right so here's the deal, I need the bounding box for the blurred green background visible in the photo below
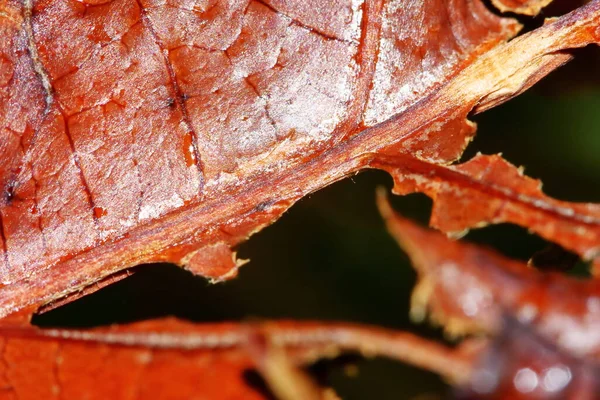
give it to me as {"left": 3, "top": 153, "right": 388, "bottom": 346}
{"left": 34, "top": 5, "right": 600, "bottom": 399}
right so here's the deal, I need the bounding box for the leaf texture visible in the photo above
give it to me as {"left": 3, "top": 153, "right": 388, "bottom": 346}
{"left": 0, "top": 318, "right": 477, "bottom": 399}
{"left": 1, "top": 0, "right": 600, "bottom": 398}
{"left": 373, "top": 153, "right": 600, "bottom": 269}
{"left": 0, "top": 0, "right": 599, "bottom": 317}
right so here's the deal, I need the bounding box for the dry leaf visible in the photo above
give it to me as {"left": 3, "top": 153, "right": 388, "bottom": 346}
{"left": 379, "top": 192, "right": 600, "bottom": 360}
{"left": 1, "top": 0, "right": 599, "bottom": 316}
{"left": 1, "top": 0, "right": 600, "bottom": 398}
{"left": 379, "top": 195, "right": 600, "bottom": 398}
{"left": 372, "top": 153, "right": 600, "bottom": 269}
{"left": 0, "top": 318, "right": 476, "bottom": 399}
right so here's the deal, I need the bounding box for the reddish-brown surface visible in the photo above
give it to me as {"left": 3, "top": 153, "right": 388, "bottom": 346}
{"left": 2, "top": 0, "right": 600, "bottom": 398}
{"left": 0, "top": 319, "right": 265, "bottom": 400}
{"left": 380, "top": 197, "right": 600, "bottom": 399}
{"left": 0, "top": 318, "right": 478, "bottom": 399}
{"left": 373, "top": 154, "right": 600, "bottom": 269}
{"left": 379, "top": 194, "right": 600, "bottom": 355}
{"left": 2, "top": 0, "right": 599, "bottom": 317}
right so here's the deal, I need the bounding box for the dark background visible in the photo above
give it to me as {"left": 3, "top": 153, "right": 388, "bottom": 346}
{"left": 34, "top": 3, "right": 600, "bottom": 399}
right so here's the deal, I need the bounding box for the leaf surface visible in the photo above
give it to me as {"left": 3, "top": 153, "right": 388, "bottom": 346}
{"left": 373, "top": 153, "right": 600, "bottom": 268}
{"left": 1, "top": 0, "right": 599, "bottom": 316}
{"left": 1, "top": 0, "right": 600, "bottom": 398}
{"left": 379, "top": 197, "right": 600, "bottom": 398}
{"left": 0, "top": 318, "right": 476, "bottom": 399}
{"left": 379, "top": 193, "right": 600, "bottom": 360}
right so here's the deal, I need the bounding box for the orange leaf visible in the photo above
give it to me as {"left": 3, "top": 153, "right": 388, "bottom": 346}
{"left": 0, "top": 0, "right": 599, "bottom": 317}
{"left": 0, "top": 318, "right": 477, "bottom": 399}
{"left": 378, "top": 192, "right": 600, "bottom": 360}
{"left": 373, "top": 153, "right": 600, "bottom": 269}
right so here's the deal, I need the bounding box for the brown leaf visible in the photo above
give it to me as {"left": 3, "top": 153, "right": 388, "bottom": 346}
{"left": 0, "top": 318, "right": 478, "bottom": 399}
{"left": 372, "top": 153, "right": 600, "bottom": 268}
{"left": 1, "top": 0, "right": 599, "bottom": 317}
{"left": 0, "top": 319, "right": 263, "bottom": 400}
{"left": 378, "top": 192, "right": 600, "bottom": 361}
{"left": 378, "top": 197, "right": 600, "bottom": 397}
{"left": 2, "top": 1, "right": 600, "bottom": 397}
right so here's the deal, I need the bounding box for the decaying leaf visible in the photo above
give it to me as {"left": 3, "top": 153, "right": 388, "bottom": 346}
{"left": 0, "top": 0, "right": 599, "bottom": 317}
{"left": 379, "top": 195, "right": 600, "bottom": 399}
{"left": 372, "top": 153, "right": 600, "bottom": 269}
{"left": 0, "top": 318, "right": 478, "bottom": 399}
{"left": 1, "top": 0, "right": 600, "bottom": 398}
{"left": 379, "top": 191, "right": 600, "bottom": 357}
